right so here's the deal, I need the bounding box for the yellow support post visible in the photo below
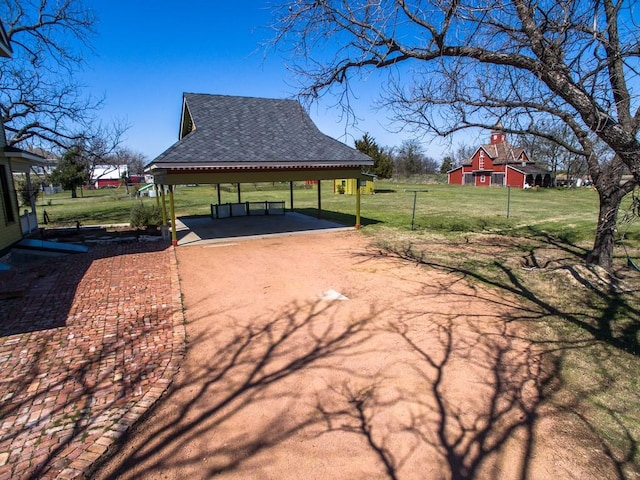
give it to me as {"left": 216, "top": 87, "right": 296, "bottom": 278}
{"left": 169, "top": 185, "right": 178, "bottom": 246}
{"left": 154, "top": 184, "right": 160, "bottom": 208}
{"left": 355, "top": 180, "right": 362, "bottom": 229}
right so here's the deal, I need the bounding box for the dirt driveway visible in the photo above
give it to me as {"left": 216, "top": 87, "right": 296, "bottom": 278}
{"left": 94, "top": 231, "right": 618, "bottom": 479}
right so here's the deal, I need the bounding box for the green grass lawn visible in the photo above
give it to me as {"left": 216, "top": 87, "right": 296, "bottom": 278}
{"left": 35, "top": 179, "right": 640, "bottom": 474}
{"left": 38, "top": 180, "right": 638, "bottom": 246}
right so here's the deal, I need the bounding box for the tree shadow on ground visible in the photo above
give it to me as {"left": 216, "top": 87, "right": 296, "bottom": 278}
{"left": 0, "top": 241, "right": 179, "bottom": 479}
{"left": 92, "top": 245, "right": 629, "bottom": 480}
{"left": 314, "top": 316, "right": 559, "bottom": 480}
{"left": 375, "top": 233, "right": 639, "bottom": 357}
{"left": 0, "top": 241, "right": 169, "bottom": 337}
{"left": 369, "top": 237, "right": 639, "bottom": 478}
{"left": 94, "top": 299, "right": 376, "bottom": 478}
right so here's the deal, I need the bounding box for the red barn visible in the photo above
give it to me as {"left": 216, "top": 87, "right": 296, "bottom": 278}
{"left": 448, "top": 125, "right": 552, "bottom": 188}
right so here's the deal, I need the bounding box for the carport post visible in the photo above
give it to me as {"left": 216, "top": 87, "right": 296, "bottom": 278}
{"left": 317, "top": 180, "right": 322, "bottom": 218}
{"left": 169, "top": 185, "right": 178, "bottom": 246}
{"left": 154, "top": 185, "right": 160, "bottom": 208}
{"left": 237, "top": 183, "right": 241, "bottom": 203}
{"left": 355, "top": 181, "right": 361, "bottom": 229}
{"left": 216, "top": 184, "right": 221, "bottom": 205}
{"left": 160, "top": 185, "right": 168, "bottom": 226}
{"left": 289, "top": 181, "right": 294, "bottom": 211}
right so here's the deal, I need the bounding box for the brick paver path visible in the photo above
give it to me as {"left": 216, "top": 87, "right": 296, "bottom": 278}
{"left": 0, "top": 242, "right": 185, "bottom": 479}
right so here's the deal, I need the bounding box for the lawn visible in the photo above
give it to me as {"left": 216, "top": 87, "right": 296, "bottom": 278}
{"left": 35, "top": 180, "right": 640, "bottom": 475}
{"left": 38, "top": 181, "right": 639, "bottom": 252}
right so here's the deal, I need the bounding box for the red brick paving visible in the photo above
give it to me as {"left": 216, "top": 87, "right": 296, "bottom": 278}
{"left": 0, "top": 242, "right": 185, "bottom": 479}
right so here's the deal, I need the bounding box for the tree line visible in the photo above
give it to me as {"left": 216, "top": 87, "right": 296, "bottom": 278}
{"left": 354, "top": 132, "right": 592, "bottom": 182}
{"left": 355, "top": 133, "right": 448, "bottom": 179}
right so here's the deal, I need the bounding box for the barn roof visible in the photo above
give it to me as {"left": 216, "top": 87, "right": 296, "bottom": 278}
{"left": 462, "top": 142, "right": 529, "bottom": 166}
{"left": 507, "top": 163, "right": 549, "bottom": 175}
{"left": 481, "top": 142, "right": 528, "bottom": 164}
{"left": 147, "top": 93, "right": 373, "bottom": 170}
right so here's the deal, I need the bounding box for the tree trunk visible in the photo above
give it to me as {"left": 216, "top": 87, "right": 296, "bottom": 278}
{"left": 71, "top": 187, "right": 77, "bottom": 199}
{"left": 586, "top": 188, "right": 625, "bottom": 271}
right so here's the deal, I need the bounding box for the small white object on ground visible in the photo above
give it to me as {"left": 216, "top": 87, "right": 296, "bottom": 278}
{"left": 320, "top": 289, "right": 349, "bottom": 301}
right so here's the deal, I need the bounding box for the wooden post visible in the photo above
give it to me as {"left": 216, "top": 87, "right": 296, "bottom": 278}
{"left": 217, "top": 184, "right": 221, "bottom": 205}
{"left": 160, "top": 185, "right": 168, "bottom": 226}
{"left": 237, "top": 183, "right": 241, "bottom": 204}
{"left": 25, "top": 172, "right": 35, "bottom": 213}
{"left": 355, "top": 180, "right": 362, "bottom": 229}
{"left": 410, "top": 190, "right": 418, "bottom": 231}
{"left": 169, "top": 185, "right": 178, "bottom": 246}
{"left": 317, "top": 180, "right": 322, "bottom": 219}
{"left": 289, "top": 181, "right": 294, "bottom": 211}
{"left": 154, "top": 184, "right": 160, "bottom": 208}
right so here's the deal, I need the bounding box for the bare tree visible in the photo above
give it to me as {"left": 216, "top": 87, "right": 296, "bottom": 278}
{"left": 273, "top": 0, "right": 640, "bottom": 271}
{"left": 80, "top": 122, "right": 128, "bottom": 185}
{"left": 520, "top": 126, "right": 588, "bottom": 184}
{"left": 111, "top": 147, "right": 148, "bottom": 176}
{"left": 394, "top": 139, "right": 427, "bottom": 176}
{"left": 450, "top": 144, "right": 475, "bottom": 170}
{"left": 0, "top": 0, "right": 102, "bottom": 150}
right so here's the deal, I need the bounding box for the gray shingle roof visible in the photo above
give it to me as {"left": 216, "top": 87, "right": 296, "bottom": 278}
{"left": 149, "top": 93, "right": 373, "bottom": 168}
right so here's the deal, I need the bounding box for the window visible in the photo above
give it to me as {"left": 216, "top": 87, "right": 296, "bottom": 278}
{"left": 479, "top": 151, "right": 485, "bottom": 169}
{"left": 491, "top": 173, "right": 505, "bottom": 185}
{"left": 0, "top": 165, "right": 15, "bottom": 224}
{"left": 480, "top": 175, "right": 486, "bottom": 183}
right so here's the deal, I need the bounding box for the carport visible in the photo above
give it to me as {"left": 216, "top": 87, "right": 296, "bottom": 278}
{"left": 145, "top": 93, "right": 373, "bottom": 245}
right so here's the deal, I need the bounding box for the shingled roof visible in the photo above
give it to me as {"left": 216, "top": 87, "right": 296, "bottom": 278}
{"left": 462, "top": 142, "right": 530, "bottom": 167}
{"left": 148, "top": 93, "right": 373, "bottom": 169}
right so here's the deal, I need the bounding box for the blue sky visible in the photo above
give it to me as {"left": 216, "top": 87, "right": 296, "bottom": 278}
{"left": 78, "top": 1, "right": 457, "bottom": 161}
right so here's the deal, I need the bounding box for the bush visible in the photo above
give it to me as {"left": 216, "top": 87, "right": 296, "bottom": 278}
{"left": 14, "top": 177, "right": 39, "bottom": 207}
{"left": 130, "top": 202, "right": 162, "bottom": 228}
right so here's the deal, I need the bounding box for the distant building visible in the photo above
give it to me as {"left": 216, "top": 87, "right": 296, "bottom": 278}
{"left": 334, "top": 173, "right": 376, "bottom": 195}
{"left": 91, "top": 164, "right": 126, "bottom": 188}
{"left": 91, "top": 164, "right": 146, "bottom": 189}
{"left": 448, "top": 125, "right": 552, "bottom": 188}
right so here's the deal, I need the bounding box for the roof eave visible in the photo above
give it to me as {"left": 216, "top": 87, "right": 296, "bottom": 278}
{"left": 148, "top": 161, "right": 373, "bottom": 170}
{"left": 4, "top": 147, "right": 47, "bottom": 165}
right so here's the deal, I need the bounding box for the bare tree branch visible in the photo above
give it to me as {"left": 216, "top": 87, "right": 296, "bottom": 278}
{"left": 272, "top": 0, "right": 640, "bottom": 270}
{"left": 0, "top": 0, "right": 101, "bottom": 151}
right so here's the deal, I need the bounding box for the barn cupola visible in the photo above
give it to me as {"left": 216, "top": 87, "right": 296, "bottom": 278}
{"left": 490, "top": 122, "right": 506, "bottom": 145}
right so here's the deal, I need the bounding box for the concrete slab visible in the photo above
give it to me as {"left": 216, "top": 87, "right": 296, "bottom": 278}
{"left": 176, "top": 212, "right": 353, "bottom": 246}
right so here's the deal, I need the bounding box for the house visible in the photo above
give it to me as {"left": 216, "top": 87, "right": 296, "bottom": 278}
{"left": 448, "top": 125, "right": 552, "bottom": 188}
{"left": 145, "top": 93, "right": 373, "bottom": 244}
{"left": 19, "top": 148, "right": 61, "bottom": 194}
{"left": 0, "top": 20, "right": 45, "bottom": 254}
